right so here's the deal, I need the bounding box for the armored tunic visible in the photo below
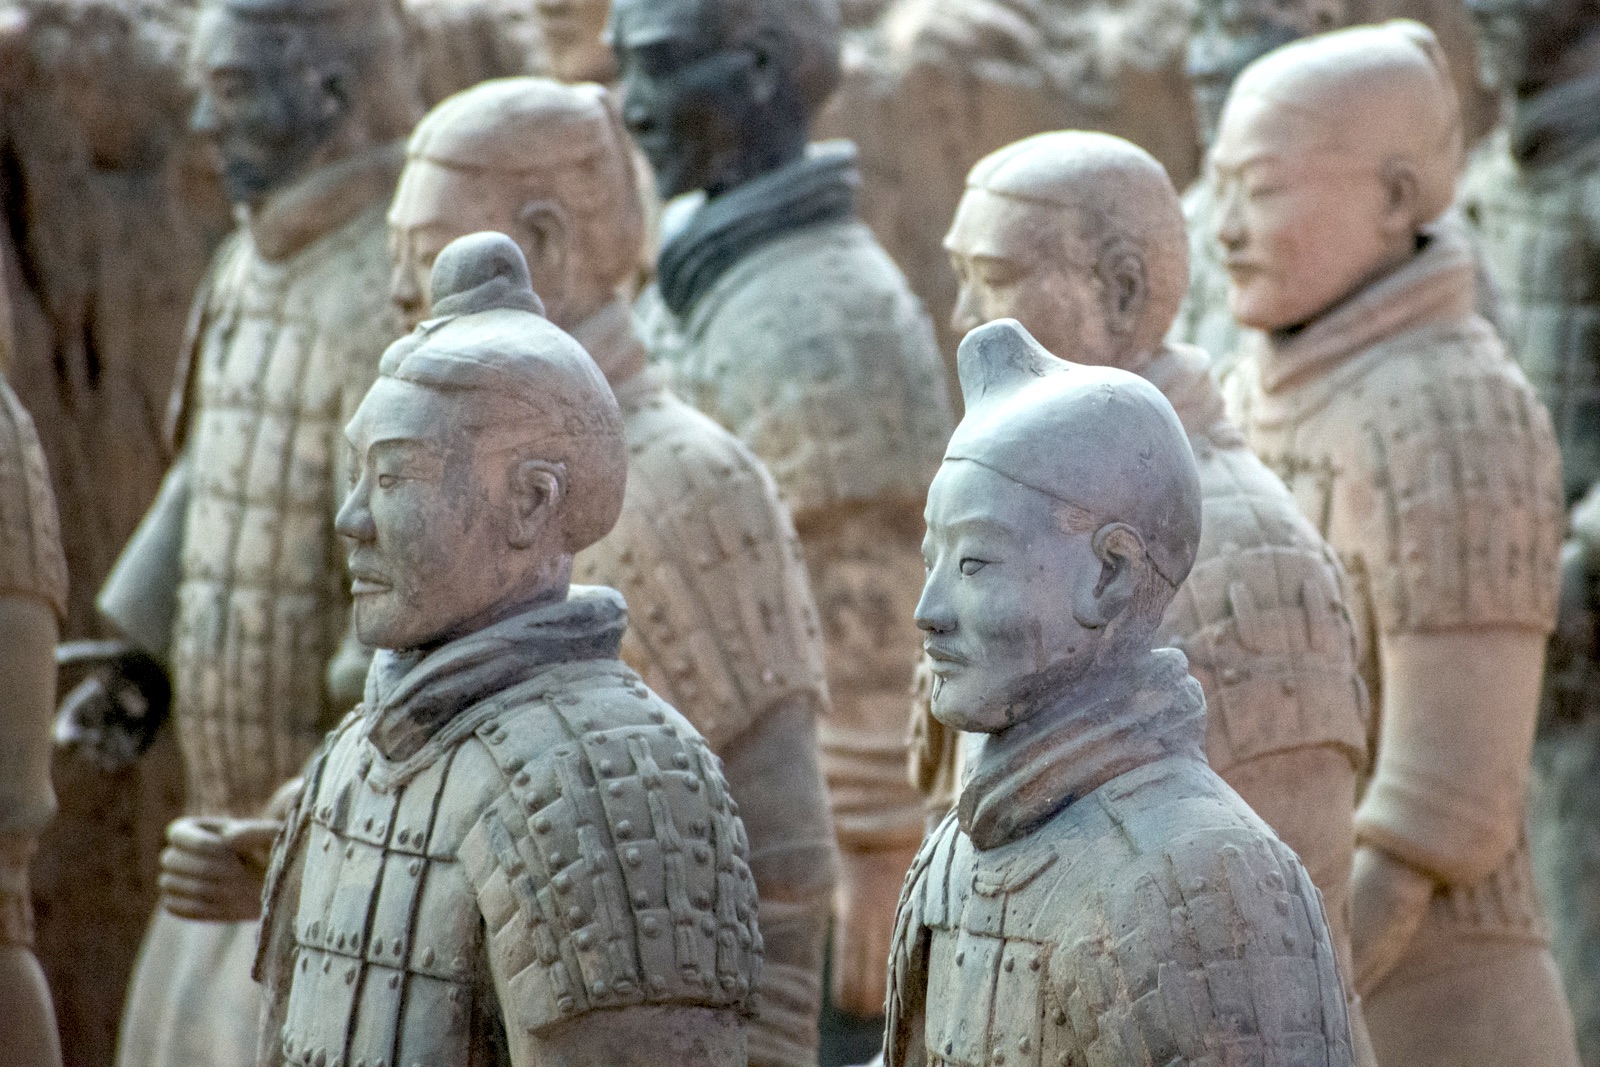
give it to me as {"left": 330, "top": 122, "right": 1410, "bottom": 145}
{"left": 112, "top": 142, "right": 406, "bottom": 1067}
{"left": 1460, "top": 86, "right": 1600, "bottom": 504}
{"left": 255, "top": 589, "right": 762, "bottom": 1067}
{"left": 642, "top": 142, "right": 955, "bottom": 857}
{"left": 1223, "top": 225, "right": 1574, "bottom": 1061}
{"left": 570, "top": 304, "right": 836, "bottom": 1067}
{"left": 886, "top": 650, "right": 1355, "bottom": 1067}
{"left": 0, "top": 373, "right": 68, "bottom": 951}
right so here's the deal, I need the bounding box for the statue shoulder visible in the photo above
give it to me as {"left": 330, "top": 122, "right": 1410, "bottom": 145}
{"left": 458, "top": 667, "right": 763, "bottom": 1035}
{"left": 1343, "top": 335, "right": 1563, "bottom": 636}
{"left": 0, "top": 378, "right": 66, "bottom": 617}
{"left": 576, "top": 390, "right": 827, "bottom": 750}
{"left": 1168, "top": 444, "right": 1368, "bottom": 771}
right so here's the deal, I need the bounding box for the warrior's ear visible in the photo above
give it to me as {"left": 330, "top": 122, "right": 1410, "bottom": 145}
{"left": 507, "top": 459, "right": 567, "bottom": 550}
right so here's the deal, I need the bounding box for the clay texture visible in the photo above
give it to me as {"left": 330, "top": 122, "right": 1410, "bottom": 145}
{"left": 1216, "top": 23, "right": 1578, "bottom": 1065}
{"left": 255, "top": 231, "right": 761, "bottom": 1067}
{"left": 101, "top": 1, "right": 417, "bottom": 1063}
{"left": 387, "top": 77, "right": 837, "bottom": 1067}
{"left": 886, "top": 319, "right": 1354, "bottom": 1067}
{"left": 611, "top": 0, "right": 956, "bottom": 1017}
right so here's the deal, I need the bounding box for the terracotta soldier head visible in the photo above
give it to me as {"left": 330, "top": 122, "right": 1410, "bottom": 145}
{"left": 945, "top": 130, "right": 1189, "bottom": 374}
{"left": 1186, "top": 0, "right": 1347, "bottom": 149}
{"left": 916, "top": 319, "right": 1201, "bottom": 735}
{"left": 535, "top": 0, "right": 617, "bottom": 83}
{"left": 388, "top": 78, "right": 644, "bottom": 344}
{"left": 187, "top": 0, "right": 416, "bottom": 205}
{"left": 1465, "top": 0, "right": 1598, "bottom": 97}
{"left": 606, "top": 0, "right": 843, "bottom": 198}
{"left": 1210, "top": 20, "right": 1462, "bottom": 333}
{"left": 337, "top": 231, "right": 627, "bottom": 652}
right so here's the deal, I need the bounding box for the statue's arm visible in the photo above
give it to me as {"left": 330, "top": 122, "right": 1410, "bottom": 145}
{"left": 1352, "top": 627, "right": 1546, "bottom": 992}
{"left": 0, "top": 594, "right": 62, "bottom": 1067}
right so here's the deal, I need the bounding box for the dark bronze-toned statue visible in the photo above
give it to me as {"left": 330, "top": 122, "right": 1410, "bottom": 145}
{"left": 254, "top": 231, "right": 763, "bottom": 1067}
{"left": 610, "top": 0, "right": 956, "bottom": 1018}
{"left": 886, "top": 319, "right": 1355, "bottom": 1066}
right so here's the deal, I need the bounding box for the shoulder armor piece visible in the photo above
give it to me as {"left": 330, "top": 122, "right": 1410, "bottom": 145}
{"left": 1165, "top": 444, "right": 1369, "bottom": 771}
{"left": 574, "top": 387, "right": 828, "bottom": 749}
{"left": 664, "top": 222, "right": 955, "bottom": 519}
{"left": 1051, "top": 829, "right": 1352, "bottom": 1065}
{"left": 460, "top": 674, "right": 763, "bottom": 1036}
{"left": 1353, "top": 345, "right": 1563, "bottom": 635}
{"left": 0, "top": 379, "right": 66, "bottom": 617}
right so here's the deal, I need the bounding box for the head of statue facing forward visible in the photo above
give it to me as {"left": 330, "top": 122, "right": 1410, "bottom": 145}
{"left": 337, "top": 231, "right": 627, "bottom": 653}
{"left": 388, "top": 77, "right": 645, "bottom": 335}
{"left": 187, "top": 0, "right": 416, "bottom": 206}
{"left": 945, "top": 131, "right": 1189, "bottom": 375}
{"left": 1209, "top": 20, "right": 1462, "bottom": 334}
{"left": 916, "top": 319, "right": 1202, "bottom": 736}
{"left": 606, "top": 0, "right": 842, "bottom": 199}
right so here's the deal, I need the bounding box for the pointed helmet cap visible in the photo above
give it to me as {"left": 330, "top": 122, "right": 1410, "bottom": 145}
{"left": 944, "top": 319, "right": 1202, "bottom": 586}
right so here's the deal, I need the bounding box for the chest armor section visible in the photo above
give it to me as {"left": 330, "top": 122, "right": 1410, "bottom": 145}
{"left": 171, "top": 220, "right": 388, "bottom": 815}
{"left": 459, "top": 676, "right": 762, "bottom": 1038}
{"left": 662, "top": 223, "right": 954, "bottom": 521}
{"left": 280, "top": 726, "right": 500, "bottom": 1067}
{"left": 909, "top": 779, "right": 1352, "bottom": 1067}
{"left": 1464, "top": 148, "right": 1600, "bottom": 496}
{"left": 1166, "top": 444, "right": 1369, "bottom": 773}
{"left": 573, "top": 389, "right": 827, "bottom": 750}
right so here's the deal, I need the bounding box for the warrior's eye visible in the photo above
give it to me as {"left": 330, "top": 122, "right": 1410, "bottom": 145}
{"left": 959, "top": 558, "right": 989, "bottom": 577}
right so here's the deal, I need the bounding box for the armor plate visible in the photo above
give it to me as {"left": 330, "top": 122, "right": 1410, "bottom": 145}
{"left": 0, "top": 377, "right": 67, "bottom": 618}
{"left": 263, "top": 659, "right": 760, "bottom": 1067}
{"left": 170, "top": 171, "right": 400, "bottom": 818}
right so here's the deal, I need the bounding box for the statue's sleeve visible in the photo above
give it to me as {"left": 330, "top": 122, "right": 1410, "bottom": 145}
{"left": 1348, "top": 350, "right": 1563, "bottom": 885}
{"left": 0, "top": 380, "right": 66, "bottom": 621}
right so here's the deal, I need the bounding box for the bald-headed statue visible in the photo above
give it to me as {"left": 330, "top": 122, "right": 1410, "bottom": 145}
{"left": 1217, "top": 23, "right": 1578, "bottom": 1066}
{"left": 387, "top": 76, "right": 837, "bottom": 1067}
{"left": 926, "top": 128, "right": 1376, "bottom": 1063}
{"left": 64, "top": 0, "right": 422, "bottom": 1062}
{"left": 253, "top": 231, "right": 762, "bottom": 1067}
{"left": 1459, "top": 0, "right": 1600, "bottom": 1051}
{"left": 1173, "top": 0, "right": 1495, "bottom": 367}
{"left": 885, "top": 319, "right": 1354, "bottom": 1067}
{"left": 609, "top": 0, "right": 955, "bottom": 1016}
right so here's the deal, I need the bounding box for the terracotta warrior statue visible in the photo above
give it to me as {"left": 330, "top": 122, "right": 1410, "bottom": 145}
{"left": 1459, "top": 0, "right": 1600, "bottom": 1052}
{"left": 885, "top": 318, "right": 1355, "bottom": 1066}
{"left": 609, "top": 0, "right": 956, "bottom": 1017}
{"left": 923, "top": 127, "right": 1376, "bottom": 1061}
{"left": 0, "top": 282, "right": 68, "bottom": 1067}
{"left": 1215, "top": 23, "right": 1579, "bottom": 1065}
{"left": 252, "top": 230, "right": 762, "bottom": 1067}
{"left": 1172, "top": 0, "right": 1496, "bottom": 369}
{"left": 50, "top": 0, "right": 419, "bottom": 1062}
{"left": 386, "top": 76, "right": 836, "bottom": 1067}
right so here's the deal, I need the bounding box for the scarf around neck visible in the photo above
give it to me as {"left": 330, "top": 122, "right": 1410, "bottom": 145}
{"left": 957, "top": 648, "right": 1207, "bottom": 851}
{"left": 656, "top": 141, "right": 860, "bottom": 320}
{"left": 364, "top": 586, "right": 627, "bottom": 761}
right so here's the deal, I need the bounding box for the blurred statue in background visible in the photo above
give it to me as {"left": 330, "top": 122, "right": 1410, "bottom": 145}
{"left": 1218, "top": 23, "right": 1578, "bottom": 1066}
{"left": 1460, "top": 0, "right": 1600, "bottom": 1054}
{"left": 611, "top": 0, "right": 955, "bottom": 1021}
{"left": 1171, "top": 0, "right": 1496, "bottom": 368}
